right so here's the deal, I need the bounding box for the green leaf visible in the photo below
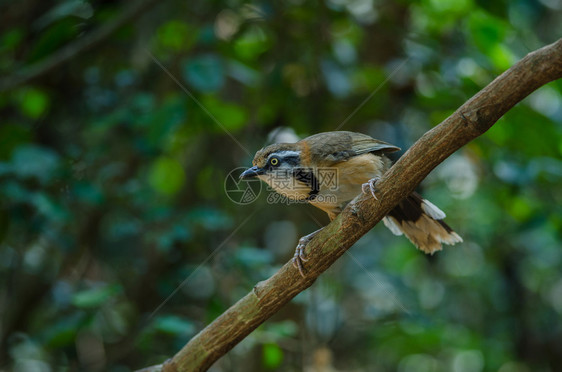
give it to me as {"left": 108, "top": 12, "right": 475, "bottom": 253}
{"left": 153, "top": 315, "right": 195, "bottom": 336}
{"left": 0, "top": 28, "right": 24, "bottom": 52}
{"left": 182, "top": 54, "right": 225, "bottom": 93}
{"left": 17, "top": 88, "right": 50, "bottom": 119}
{"left": 30, "top": 193, "right": 68, "bottom": 221}
{"left": 427, "top": 0, "right": 472, "bottom": 14}
{"left": 157, "top": 20, "right": 197, "bottom": 52}
{"left": 11, "top": 145, "right": 59, "bottom": 183}
{"left": 468, "top": 10, "right": 509, "bottom": 54}
{"left": 72, "top": 285, "right": 121, "bottom": 309}
{"left": 148, "top": 157, "right": 186, "bottom": 196}
{"left": 27, "top": 18, "right": 79, "bottom": 62}
{"left": 233, "top": 25, "right": 271, "bottom": 61}
{"left": 489, "top": 43, "right": 514, "bottom": 70}
{"left": 235, "top": 247, "right": 273, "bottom": 267}
{"left": 41, "top": 313, "right": 85, "bottom": 348}
{"left": 262, "top": 343, "right": 284, "bottom": 369}
{"left": 73, "top": 182, "right": 104, "bottom": 205}
{"left": 509, "top": 196, "right": 534, "bottom": 222}
{"left": 321, "top": 59, "right": 351, "bottom": 97}
{"left": 37, "top": 1, "right": 94, "bottom": 27}
{"left": 187, "top": 207, "right": 232, "bottom": 230}
{"left": 158, "top": 224, "right": 192, "bottom": 251}
{"left": 143, "top": 96, "right": 187, "bottom": 148}
{"left": 199, "top": 96, "right": 248, "bottom": 131}
{"left": 266, "top": 321, "right": 298, "bottom": 338}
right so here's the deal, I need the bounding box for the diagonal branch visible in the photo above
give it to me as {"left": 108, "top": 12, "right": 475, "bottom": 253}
{"left": 0, "top": 0, "right": 159, "bottom": 92}
{"left": 140, "top": 38, "right": 562, "bottom": 372}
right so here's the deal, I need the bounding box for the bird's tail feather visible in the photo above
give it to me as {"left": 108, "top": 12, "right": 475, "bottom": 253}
{"left": 383, "top": 192, "right": 462, "bottom": 254}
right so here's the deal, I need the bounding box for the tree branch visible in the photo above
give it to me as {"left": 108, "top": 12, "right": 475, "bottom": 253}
{"left": 140, "top": 39, "right": 562, "bottom": 372}
{"left": 0, "top": 0, "right": 159, "bottom": 92}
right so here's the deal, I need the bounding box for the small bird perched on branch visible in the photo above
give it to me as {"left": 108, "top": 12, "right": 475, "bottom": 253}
{"left": 241, "top": 131, "right": 462, "bottom": 276}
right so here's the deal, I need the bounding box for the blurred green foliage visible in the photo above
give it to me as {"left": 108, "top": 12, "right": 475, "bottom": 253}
{"left": 1, "top": 0, "right": 561, "bottom": 371}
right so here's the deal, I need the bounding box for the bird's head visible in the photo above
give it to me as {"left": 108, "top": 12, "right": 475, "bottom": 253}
{"left": 240, "top": 143, "right": 301, "bottom": 180}
{"left": 240, "top": 143, "right": 312, "bottom": 200}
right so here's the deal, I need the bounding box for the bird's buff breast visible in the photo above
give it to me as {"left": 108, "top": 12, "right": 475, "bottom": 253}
{"left": 310, "top": 154, "right": 385, "bottom": 214}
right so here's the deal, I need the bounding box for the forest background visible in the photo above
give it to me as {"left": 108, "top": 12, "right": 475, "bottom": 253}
{"left": 1, "top": 0, "right": 562, "bottom": 371}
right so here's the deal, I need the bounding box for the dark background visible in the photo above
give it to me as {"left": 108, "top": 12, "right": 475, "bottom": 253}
{"left": 1, "top": 0, "right": 562, "bottom": 371}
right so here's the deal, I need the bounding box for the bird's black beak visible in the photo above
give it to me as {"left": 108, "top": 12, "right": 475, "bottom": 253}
{"left": 240, "top": 166, "right": 264, "bottom": 179}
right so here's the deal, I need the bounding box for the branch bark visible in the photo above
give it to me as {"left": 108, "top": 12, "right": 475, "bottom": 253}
{"left": 0, "top": 0, "right": 159, "bottom": 92}
{"left": 141, "top": 39, "right": 562, "bottom": 372}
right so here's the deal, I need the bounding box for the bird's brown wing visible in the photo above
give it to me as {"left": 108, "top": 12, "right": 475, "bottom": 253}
{"left": 302, "top": 131, "right": 400, "bottom": 166}
{"left": 347, "top": 131, "right": 400, "bottom": 155}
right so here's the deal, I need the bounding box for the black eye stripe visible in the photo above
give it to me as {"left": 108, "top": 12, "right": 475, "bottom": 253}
{"left": 282, "top": 155, "right": 299, "bottom": 166}
{"left": 267, "top": 154, "right": 300, "bottom": 167}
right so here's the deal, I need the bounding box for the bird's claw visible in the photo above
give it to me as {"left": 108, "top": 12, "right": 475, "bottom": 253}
{"left": 291, "top": 228, "right": 323, "bottom": 277}
{"left": 362, "top": 177, "right": 381, "bottom": 200}
{"left": 292, "top": 236, "right": 313, "bottom": 277}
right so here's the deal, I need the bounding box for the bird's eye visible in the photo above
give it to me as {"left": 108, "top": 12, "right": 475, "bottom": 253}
{"left": 270, "top": 157, "right": 279, "bottom": 166}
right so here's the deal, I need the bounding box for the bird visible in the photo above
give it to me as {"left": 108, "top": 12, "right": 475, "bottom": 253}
{"left": 240, "top": 131, "right": 462, "bottom": 276}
